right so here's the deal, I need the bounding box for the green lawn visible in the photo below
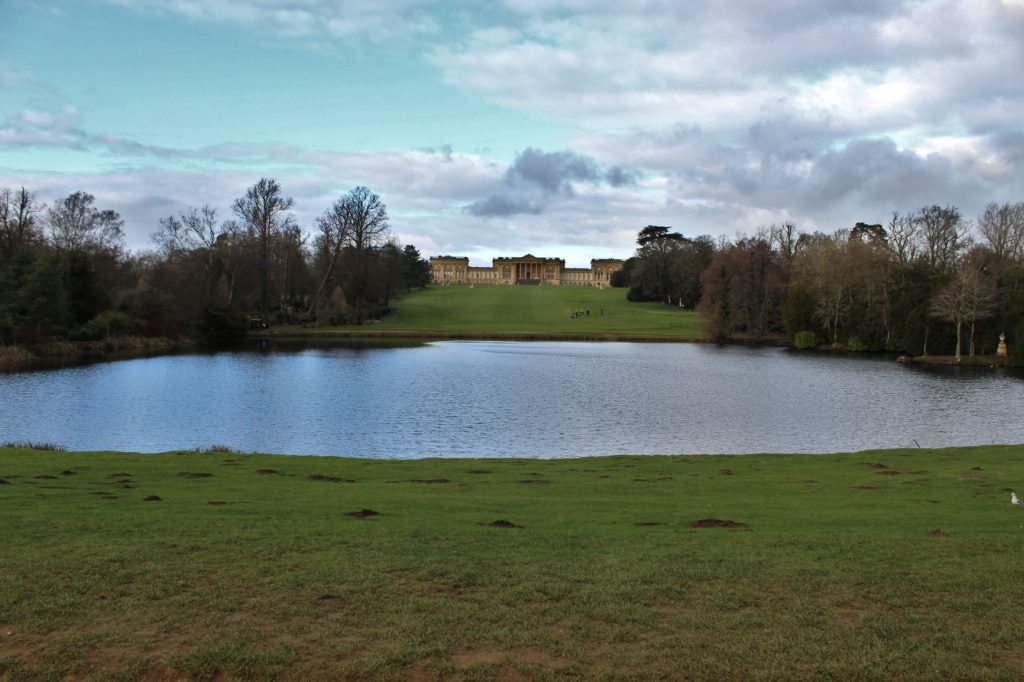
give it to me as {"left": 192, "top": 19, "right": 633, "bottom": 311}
{"left": 267, "top": 286, "right": 707, "bottom": 340}
{"left": 2, "top": 445, "right": 1024, "bottom": 679}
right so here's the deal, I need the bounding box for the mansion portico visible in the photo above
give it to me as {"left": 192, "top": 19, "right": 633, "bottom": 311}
{"left": 430, "top": 254, "right": 624, "bottom": 287}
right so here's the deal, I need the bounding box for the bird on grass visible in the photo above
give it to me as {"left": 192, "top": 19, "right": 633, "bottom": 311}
{"left": 1012, "top": 492, "right": 1023, "bottom": 507}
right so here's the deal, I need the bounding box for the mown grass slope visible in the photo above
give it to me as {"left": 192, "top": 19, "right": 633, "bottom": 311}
{"left": 2, "top": 445, "right": 1023, "bottom": 679}
{"left": 269, "top": 285, "right": 706, "bottom": 340}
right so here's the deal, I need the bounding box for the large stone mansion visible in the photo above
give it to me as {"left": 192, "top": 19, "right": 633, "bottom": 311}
{"left": 430, "top": 255, "right": 624, "bottom": 287}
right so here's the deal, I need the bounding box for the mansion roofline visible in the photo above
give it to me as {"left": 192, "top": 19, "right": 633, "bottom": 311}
{"left": 429, "top": 254, "right": 624, "bottom": 287}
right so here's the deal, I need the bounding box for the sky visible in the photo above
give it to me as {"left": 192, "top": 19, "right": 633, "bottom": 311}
{"left": 2, "top": 0, "right": 1023, "bottom": 267}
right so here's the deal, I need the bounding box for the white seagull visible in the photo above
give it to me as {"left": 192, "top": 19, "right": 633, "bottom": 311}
{"left": 1012, "top": 492, "right": 1023, "bottom": 507}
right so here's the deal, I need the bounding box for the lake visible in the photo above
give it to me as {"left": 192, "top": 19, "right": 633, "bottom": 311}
{"left": 2, "top": 341, "right": 1022, "bottom": 457}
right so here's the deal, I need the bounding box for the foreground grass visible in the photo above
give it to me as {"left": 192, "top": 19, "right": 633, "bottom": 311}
{"left": 2, "top": 445, "right": 1024, "bottom": 680}
{"left": 266, "top": 286, "right": 707, "bottom": 340}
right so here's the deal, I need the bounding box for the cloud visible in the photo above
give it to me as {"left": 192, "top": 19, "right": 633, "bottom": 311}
{"left": 466, "top": 194, "right": 543, "bottom": 217}
{"left": 99, "top": 0, "right": 442, "bottom": 42}
{"left": 432, "top": 0, "right": 1024, "bottom": 144}
{"left": 466, "top": 147, "right": 638, "bottom": 216}
{"left": 0, "top": 106, "right": 83, "bottom": 148}
{"left": 507, "top": 148, "right": 599, "bottom": 193}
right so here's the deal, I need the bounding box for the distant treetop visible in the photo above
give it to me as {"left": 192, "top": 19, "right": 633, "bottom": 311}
{"left": 637, "top": 225, "right": 685, "bottom": 246}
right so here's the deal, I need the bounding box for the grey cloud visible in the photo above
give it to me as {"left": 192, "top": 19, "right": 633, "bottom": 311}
{"left": 465, "top": 147, "right": 639, "bottom": 216}
{"left": 606, "top": 165, "right": 637, "bottom": 187}
{"left": 747, "top": 114, "right": 840, "bottom": 162}
{"left": 466, "top": 193, "right": 543, "bottom": 217}
{"left": 507, "top": 147, "right": 600, "bottom": 193}
{"left": 582, "top": 113, "right": 1024, "bottom": 239}
{"left": 796, "top": 138, "right": 1024, "bottom": 227}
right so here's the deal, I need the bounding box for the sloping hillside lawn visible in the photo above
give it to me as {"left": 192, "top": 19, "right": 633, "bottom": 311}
{"left": 2, "top": 445, "right": 1023, "bottom": 679}
{"left": 267, "top": 286, "right": 706, "bottom": 340}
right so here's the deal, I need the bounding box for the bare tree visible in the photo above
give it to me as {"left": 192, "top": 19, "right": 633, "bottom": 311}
{"left": 344, "top": 186, "right": 390, "bottom": 252}
{"left": 0, "top": 186, "right": 44, "bottom": 257}
{"left": 182, "top": 206, "right": 221, "bottom": 309}
{"left": 977, "top": 202, "right": 1024, "bottom": 276}
{"left": 181, "top": 205, "right": 219, "bottom": 252}
{"left": 308, "top": 196, "right": 354, "bottom": 321}
{"left": 232, "top": 178, "right": 294, "bottom": 315}
{"left": 215, "top": 219, "right": 247, "bottom": 308}
{"left": 930, "top": 266, "right": 995, "bottom": 362}
{"left": 272, "top": 223, "right": 307, "bottom": 314}
{"left": 965, "top": 269, "right": 996, "bottom": 356}
{"left": 341, "top": 186, "right": 389, "bottom": 323}
{"left": 46, "top": 191, "right": 124, "bottom": 254}
{"left": 151, "top": 215, "right": 188, "bottom": 258}
{"left": 915, "top": 205, "right": 970, "bottom": 272}
{"left": 809, "top": 234, "right": 852, "bottom": 345}
{"left": 769, "top": 221, "right": 799, "bottom": 270}
{"left": 151, "top": 205, "right": 223, "bottom": 309}
{"left": 886, "top": 211, "right": 918, "bottom": 284}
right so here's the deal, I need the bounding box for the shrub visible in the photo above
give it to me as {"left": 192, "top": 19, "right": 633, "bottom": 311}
{"left": 2, "top": 441, "right": 67, "bottom": 451}
{"left": 846, "top": 336, "right": 870, "bottom": 352}
{"left": 792, "top": 330, "right": 818, "bottom": 350}
{"left": 74, "top": 312, "right": 143, "bottom": 341}
{"left": 193, "top": 444, "right": 238, "bottom": 454}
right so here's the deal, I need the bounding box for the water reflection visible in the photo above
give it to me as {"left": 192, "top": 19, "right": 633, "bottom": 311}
{"left": 2, "top": 341, "right": 1021, "bottom": 457}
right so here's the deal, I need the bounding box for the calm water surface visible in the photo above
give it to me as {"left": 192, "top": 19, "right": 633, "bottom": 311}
{"left": 2, "top": 341, "right": 1022, "bottom": 457}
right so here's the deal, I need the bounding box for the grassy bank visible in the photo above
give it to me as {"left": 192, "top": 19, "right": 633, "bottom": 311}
{"left": 0, "top": 337, "right": 194, "bottom": 372}
{"left": 262, "top": 286, "right": 708, "bottom": 341}
{"left": 2, "top": 445, "right": 1024, "bottom": 679}
{"left": 899, "top": 354, "right": 1012, "bottom": 367}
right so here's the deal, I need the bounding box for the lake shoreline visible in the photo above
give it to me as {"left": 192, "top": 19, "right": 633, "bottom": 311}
{"left": 897, "top": 353, "right": 1011, "bottom": 367}
{"left": 0, "top": 336, "right": 195, "bottom": 372}
{"left": 252, "top": 326, "right": 788, "bottom": 344}
{"left": 0, "top": 330, "right": 790, "bottom": 373}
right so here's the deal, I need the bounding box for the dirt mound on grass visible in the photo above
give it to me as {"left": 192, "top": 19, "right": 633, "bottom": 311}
{"left": 61, "top": 470, "right": 76, "bottom": 476}
{"left": 409, "top": 478, "right": 450, "bottom": 484}
{"left": 207, "top": 500, "right": 227, "bottom": 505}
{"left": 143, "top": 495, "right": 162, "bottom": 501}
{"left": 485, "top": 519, "right": 522, "bottom": 528}
{"left": 930, "top": 529, "right": 946, "bottom": 536}
{"left": 308, "top": 474, "right": 353, "bottom": 482}
{"left": 468, "top": 469, "right": 491, "bottom": 474}
{"left": 34, "top": 475, "right": 57, "bottom": 480}
{"left": 688, "top": 518, "right": 747, "bottom": 529}
{"left": 256, "top": 469, "right": 279, "bottom": 474}
{"left": 517, "top": 479, "right": 552, "bottom": 485}
{"left": 177, "top": 472, "right": 214, "bottom": 478}
{"left": 0, "top": 479, "right": 10, "bottom": 485}
{"left": 345, "top": 508, "right": 380, "bottom": 518}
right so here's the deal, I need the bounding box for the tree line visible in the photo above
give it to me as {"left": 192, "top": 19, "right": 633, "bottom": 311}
{"left": 616, "top": 204, "right": 1024, "bottom": 364}
{"left": 0, "top": 180, "right": 431, "bottom": 346}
